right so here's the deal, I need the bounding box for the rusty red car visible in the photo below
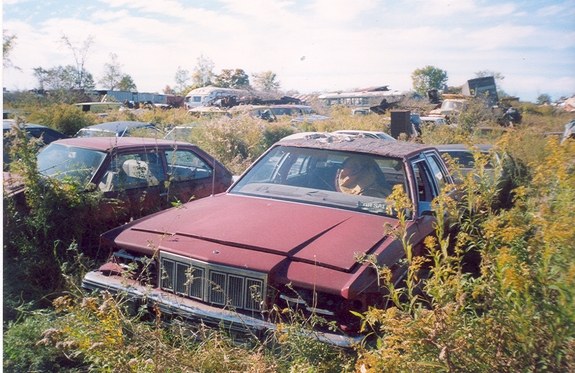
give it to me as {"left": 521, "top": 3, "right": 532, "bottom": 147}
{"left": 83, "top": 135, "right": 455, "bottom": 346}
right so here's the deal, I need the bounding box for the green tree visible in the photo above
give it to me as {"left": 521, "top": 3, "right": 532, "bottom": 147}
{"left": 117, "top": 74, "right": 137, "bottom": 91}
{"left": 252, "top": 70, "right": 280, "bottom": 92}
{"left": 214, "top": 69, "right": 250, "bottom": 89}
{"left": 536, "top": 93, "right": 552, "bottom": 105}
{"left": 33, "top": 65, "right": 94, "bottom": 91}
{"left": 191, "top": 55, "right": 215, "bottom": 87}
{"left": 411, "top": 65, "right": 448, "bottom": 95}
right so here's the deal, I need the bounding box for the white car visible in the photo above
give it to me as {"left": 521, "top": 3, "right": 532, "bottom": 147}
{"left": 420, "top": 116, "right": 447, "bottom": 126}
{"left": 332, "top": 130, "right": 396, "bottom": 141}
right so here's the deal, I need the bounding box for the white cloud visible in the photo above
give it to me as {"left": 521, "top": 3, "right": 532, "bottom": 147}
{"left": 3, "top": 0, "right": 574, "bottom": 101}
{"left": 307, "top": 0, "right": 379, "bottom": 22}
{"left": 468, "top": 24, "right": 537, "bottom": 50}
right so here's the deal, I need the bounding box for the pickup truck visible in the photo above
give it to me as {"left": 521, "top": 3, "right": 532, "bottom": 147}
{"left": 83, "top": 135, "right": 456, "bottom": 347}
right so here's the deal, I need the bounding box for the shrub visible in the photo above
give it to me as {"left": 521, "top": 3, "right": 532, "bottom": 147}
{"left": 261, "top": 123, "right": 296, "bottom": 149}
{"left": 26, "top": 103, "right": 95, "bottom": 136}
{"left": 3, "top": 311, "right": 84, "bottom": 372}
{"left": 190, "top": 115, "right": 268, "bottom": 175}
{"left": 354, "top": 137, "right": 575, "bottom": 372}
{"left": 3, "top": 125, "right": 98, "bottom": 322}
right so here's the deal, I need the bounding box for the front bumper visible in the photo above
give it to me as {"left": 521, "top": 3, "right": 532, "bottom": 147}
{"left": 82, "top": 270, "right": 364, "bottom": 348}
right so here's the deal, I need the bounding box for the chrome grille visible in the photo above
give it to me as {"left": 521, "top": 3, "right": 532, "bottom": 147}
{"left": 160, "top": 252, "right": 267, "bottom": 312}
{"left": 227, "top": 275, "right": 244, "bottom": 308}
{"left": 175, "top": 262, "right": 189, "bottom": 295}
{"left": 209, "top": 271, "right": 226, "bottom": 305}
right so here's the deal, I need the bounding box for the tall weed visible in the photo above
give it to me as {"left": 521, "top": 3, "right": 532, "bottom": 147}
{"left": 4, "top": 125, "right": 99, "bottom": 321}
{"left": 355, "top": 137, "right": 575, "bottom": 372}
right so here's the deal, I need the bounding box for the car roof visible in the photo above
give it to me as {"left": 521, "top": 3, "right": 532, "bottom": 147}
{"left": 3, "top": 120, "right": 52, "bottom": 131}
{"left": 48, "top": 136, "right": 192, "bottom": 152}
{"left": 333, "top": 129, "right": 392, "bottom": 136}
{"left": 420, "top": 116, "right": 444, "bottom": 120}
{"left": 268, "top": 104, "right": 311, "bottom": 109}
{"left": 435, "top": 143, "right": 492, "bottom": 152}
{"left": 276, "top": 136, "right": 437, "bottom": 159}
{"left": 81, "top": 121, "right": 156, "bottom": 131}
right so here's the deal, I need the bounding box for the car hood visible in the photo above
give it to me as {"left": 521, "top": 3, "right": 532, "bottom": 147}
{"left": 110, "top": 193, "right": 398, "bottom": 273}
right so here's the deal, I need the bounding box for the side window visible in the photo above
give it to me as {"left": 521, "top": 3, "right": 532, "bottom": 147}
{"left": 412, "top": 160, "right": 435, "bottom": 203}
{"left": 426, "top": 154, "right": 450, "bottom": 192}
{"left": 165, "top": 149, "right": 213, "bottom": 182}
{"left": 99, "top": 152, "right": 165, "bottom": 192}
{"left": 374, "top": 158, "right": 406, "bottom": 192}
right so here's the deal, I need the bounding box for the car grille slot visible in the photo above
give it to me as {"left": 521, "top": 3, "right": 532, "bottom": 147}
{"left": 189, "top": 267, "right": 204, "bottom": 300}
{"left": 228, "top": 275, "right": 244, "bottom": 308}
{"left": 209, "top": 271, "right": 226, "bottom": 305}
{"left": 160, "top": 252, "right": 267, "bottom": 312}
{"left": 175, "top": 263, "right": 189, "bottom": 295}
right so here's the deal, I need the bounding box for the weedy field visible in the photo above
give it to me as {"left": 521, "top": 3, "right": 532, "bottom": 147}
{"left": 3, "top": 102, "right": 574, "bottom": 372}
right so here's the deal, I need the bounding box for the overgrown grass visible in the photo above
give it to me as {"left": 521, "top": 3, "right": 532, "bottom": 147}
{"left": 4, "top": 102, "right": 574, "bottom": 371}
{"left": 354, "top": 138, "right": 575, "bottom": 372}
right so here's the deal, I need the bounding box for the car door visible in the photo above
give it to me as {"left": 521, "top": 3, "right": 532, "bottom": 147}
{"left": 163, "top": 148, "right": 216, "bottom": 203}
{"left": 98, "top": 149, "right": 167, "bottom": 222}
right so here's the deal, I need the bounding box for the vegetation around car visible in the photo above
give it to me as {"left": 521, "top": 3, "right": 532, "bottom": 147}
{"left": 6, "top": 136, "right": 233, "bottom": 249}
{"left": 435, "top": 143, "right": 524, "bottom": 209}
{"left": 3, "top": 119, "right": 67, "bottom": 168}
{"left": 3, "top": 100, "right": 574, "bottom": 372}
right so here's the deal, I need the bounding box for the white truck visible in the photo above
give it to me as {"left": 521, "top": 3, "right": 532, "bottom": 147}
{"left": 429, "top": 76, "right": 500, "bottom": 122}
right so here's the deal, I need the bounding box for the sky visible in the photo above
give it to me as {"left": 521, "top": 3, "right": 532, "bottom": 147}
{"left": 2, "top": 0, "right": 575, "bottom": 102}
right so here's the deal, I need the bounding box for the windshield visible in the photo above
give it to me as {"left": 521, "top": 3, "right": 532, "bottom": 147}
{"left": 76, "top": 129, "right": 117, "bottom": 137}
{"left": 442, "top": 101, "right": 464, "bottom": 110}
{"left": 37, "top": 143, "right": 107, "bottom": 185}
{"left": 231, "top": 145, "right": 408, "bottom": 216}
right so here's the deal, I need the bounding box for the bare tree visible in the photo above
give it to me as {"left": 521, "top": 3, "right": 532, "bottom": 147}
{"left": 3, "top": 30, "right": 19, "bottom": 70}
{"left": 475, "top": 70, "right": 505, "bottom": 82}
{"left": 191, "top": 55, "right": 215, "bottom": 87}
{"left": 174, "top": 66, "right": 190, "bottom": 94}
{"left": 99, "top": 53, "right": 123, "bottom": 90}
{"left": 61, "top": 34, "right": 94, "bottom": 89}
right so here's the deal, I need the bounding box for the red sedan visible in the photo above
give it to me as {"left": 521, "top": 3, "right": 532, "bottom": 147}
{"left": 7, "top": 136, "right": 232, "bottom": 232}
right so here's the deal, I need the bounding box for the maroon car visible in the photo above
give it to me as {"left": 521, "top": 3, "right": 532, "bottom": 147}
{"left": 83, "top": 135, "right": 455, "bottom": 346}
{"left": 9, "top": 137, "right": 232, "bottom": 228}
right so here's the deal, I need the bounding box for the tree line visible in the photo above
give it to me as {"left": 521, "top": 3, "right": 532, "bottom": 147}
{"left": 3, "top": 30, "right": 556, "bottom": 104}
